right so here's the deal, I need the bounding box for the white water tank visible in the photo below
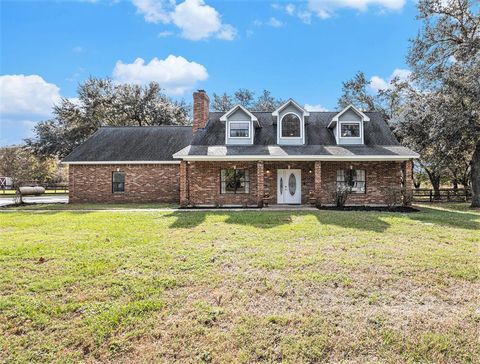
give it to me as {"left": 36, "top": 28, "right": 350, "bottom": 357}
{"left": 19, "top": 186, "right": 45, "bottom": 195}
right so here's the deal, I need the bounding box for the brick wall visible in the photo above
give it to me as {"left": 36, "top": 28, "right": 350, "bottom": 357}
{"left": 69, "top": 160, "right": 410, "bottom": 206}
{"left": 187, "top": 161, "right": 259, "bottom": 206}
{"left": 320, "top": 161, "right": 403, "bottom": 205}
{"left": 192, "top": 90, "right": 209, "bottom": 134}
{"left": 69, "top": 164, "right": 180, "bottom": 203}
{"left": 263, "top": 162, "right": 315, "bottom": 205}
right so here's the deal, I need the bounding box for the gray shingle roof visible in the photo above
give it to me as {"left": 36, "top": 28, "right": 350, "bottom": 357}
{"left": 191, "top": 111, "right": 400, "bottom": 146}
{"left": 63, "top": 126, "right": 193, "bottom": 162}
{"left": 174, "top": 145, "right": 417, "bottom": 158}
{"left": 174, "top": 111, "right": 418, "bottom": 158}
{"left": 63, "top": 111, "right": 418, "bottom": 163}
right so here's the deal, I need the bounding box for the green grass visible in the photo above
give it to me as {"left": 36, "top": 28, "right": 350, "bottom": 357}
{"left": 4, "top": 202, "right": 175, "bottom": 210}
{"left": 0, "top": 203, "right": 479, "bottom": 363}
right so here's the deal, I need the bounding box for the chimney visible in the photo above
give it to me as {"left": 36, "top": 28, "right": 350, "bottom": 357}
{"left": 192, "top": 90, "right": 209, "bottom": 134}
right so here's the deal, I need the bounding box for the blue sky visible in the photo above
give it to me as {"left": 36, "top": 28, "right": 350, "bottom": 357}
{"left": 0, "top": 0, "right": 420, "bottom": 146}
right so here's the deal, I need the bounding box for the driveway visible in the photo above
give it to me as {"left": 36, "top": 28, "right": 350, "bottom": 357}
{"left": 0, "top": 195, "right": 68, "bottom": 207}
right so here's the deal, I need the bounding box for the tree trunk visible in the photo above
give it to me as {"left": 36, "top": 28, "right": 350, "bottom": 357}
{"left": 470, "top": 141, "right": 480, "bottom": 208}
{"left": 424, "top": 167, "right": 441, "bottom": 200}
{"left": 432, "top": 176, "right": 441, "bottom": 200}
{"left": 452, "top": 178, "right": 458, "bottom": 190}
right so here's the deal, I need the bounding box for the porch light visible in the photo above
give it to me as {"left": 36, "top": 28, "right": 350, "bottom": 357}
{"left": 308, "top": 168, "right": 312, "bottom": 174}
{"left": 116, "top": 167, "right": 120, "bottom": 172}
{"left": 288, "top": 165, "right": 291, "bottom": 169}
{"left": 266, "top": 169, "right": 271, "bottom": 174}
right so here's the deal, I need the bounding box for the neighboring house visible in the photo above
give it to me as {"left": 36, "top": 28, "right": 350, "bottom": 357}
{"left": 63, "top": 90, "right": 419, "bottom": 206}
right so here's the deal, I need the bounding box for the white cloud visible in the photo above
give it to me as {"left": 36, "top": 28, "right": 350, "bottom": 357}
{"left": 158, "top": 30, "right": 174, "bottom": 37}
{"left": 132, "top": 0, "right": 171, "bottom": 23}
{"left": 72, "top": 46, "right": 84, "bottom": 53}
{"left": 0, "top": 75, "right": 61, "bottom": 117}
{"left": 369, "top": 68, "right": 411, "bottom": 92}
{"left": 132, "top": 0, "right": 236, "bottom": 41}
{"left": 266, "top": 17, "right": 284, "bottom": 27}
{"left": 307, "top": 0, "right": 406, "bottom": 19}
{"left": 216, "top": 24, "right": 237, "bottom": 40}
{"left": 305, "top": 103, "right": 328, "bottom": 112}
{"left": 277, "top": 3, "right": 311, "bottom": 24}
{"left": 112, "top": 55, "right": 208, "bottom": 95}
{"left": 286, "top": 3, "right": 295, "bottom": 15}
{"left": 253, "top": 17, "right": 285, "bottom": 28}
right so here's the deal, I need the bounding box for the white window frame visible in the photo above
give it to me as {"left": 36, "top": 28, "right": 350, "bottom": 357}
{"left": 279, "top": 112, "right": 303, "bottom": 140}
{"left": 227, "top": 120, "right": 251, "bottom": 139}
{"left": 338, "top": 121, "right": 364, "bottom": 144}
{"left": 336, "top": 169, "right": 366, "bottom": 194}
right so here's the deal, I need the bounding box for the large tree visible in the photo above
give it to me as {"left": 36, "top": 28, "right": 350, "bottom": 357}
{"left": 0, "top": 146, "right": 60, "bottom": 185}
{"left": 212, "top": 89, "right": 284, "bottom": 112}
{"left": 407, "top": 0, "right": 480, "bottom": 206}
{"left": 25, "top": 78, "right": 190, "bottom": 159}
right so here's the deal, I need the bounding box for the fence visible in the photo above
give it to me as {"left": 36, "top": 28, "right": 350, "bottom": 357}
{"left": 0, "top": 183, "right": 68, "bottom": 195}
{"left": 412, "top": 188, "right": 471, "bottom": 203}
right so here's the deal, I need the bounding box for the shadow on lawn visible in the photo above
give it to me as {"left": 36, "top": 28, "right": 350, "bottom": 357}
{"left": 165, "top": 210, "right": 392, "bottom": 232}
{"left": 407, "top": 206, "right": 480, "bottom": 231}
{"left": 165, "top": 205, "right": 479, "bottom": 232}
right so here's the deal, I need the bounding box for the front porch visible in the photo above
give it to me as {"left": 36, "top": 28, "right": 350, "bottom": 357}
{"left": 179, "top": 160, "right": 413, "bottom": 208}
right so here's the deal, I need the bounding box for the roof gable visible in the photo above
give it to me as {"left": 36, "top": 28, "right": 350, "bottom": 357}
{"left": 272, "top": 99, "right": 310, "bottom": 117}
{"left": 328, "top": 104, "right": 370, "bottom": 128}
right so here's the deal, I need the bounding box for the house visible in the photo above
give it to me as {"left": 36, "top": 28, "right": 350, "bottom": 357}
{"left": 62, "top": 90, "right": 419, "bottom": 206}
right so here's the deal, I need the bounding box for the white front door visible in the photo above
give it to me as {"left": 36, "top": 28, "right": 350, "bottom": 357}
{"left": 277, "top": 169, "right": 301, "bottom": 204}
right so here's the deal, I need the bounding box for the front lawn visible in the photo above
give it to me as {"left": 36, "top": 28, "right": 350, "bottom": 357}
{"left": 0, "top": 204, "right": 479, "bottom": 363}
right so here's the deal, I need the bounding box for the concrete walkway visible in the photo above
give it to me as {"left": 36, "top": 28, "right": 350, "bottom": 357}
{"left": 0, "top": 195, "right": 68, "bottom": 207}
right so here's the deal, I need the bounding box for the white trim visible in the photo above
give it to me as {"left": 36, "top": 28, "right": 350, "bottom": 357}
{"left": 332, "top": 104, "right": 370, "bottom": 123}
{"left": 178, "top": 155, "right": 418, "bottom": 161}
{"left": 62, "top": 161, "right": 181, "bottom": 165}
{"left": 272, "top": 98, "right": 310, "bottom": 117}
{"left": 338, "top": 121, "right": 364, "bottom": 144}
{"left": 278, "top": 112, "right": 304, "bottom": 143}
{"left": 227, "top": 120, "right": 251, "bottom": 139}
{"left": 219, "top": 104, "right": 258, "bottom": 122}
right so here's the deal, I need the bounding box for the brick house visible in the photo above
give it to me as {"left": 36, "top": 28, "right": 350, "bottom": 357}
{"left": 63, "top": 90, "right": 418, "bottom": 206}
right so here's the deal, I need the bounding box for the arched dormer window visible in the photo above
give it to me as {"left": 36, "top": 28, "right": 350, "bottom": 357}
{"left": 281, "top": 113, "right": 301, "bottom": 138}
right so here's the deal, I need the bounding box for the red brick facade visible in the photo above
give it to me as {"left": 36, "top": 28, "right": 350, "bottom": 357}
{"left": 320, "top": 161, "right": 403, "bottom": 205}
{"left": 69, "top": 164, "right": 180, "bottom": 203}
{"left": 69, "top": 160, "right": 412, "bottom": 206}
{"left": 192, "top": 90, "right": 209, "bottom": 134}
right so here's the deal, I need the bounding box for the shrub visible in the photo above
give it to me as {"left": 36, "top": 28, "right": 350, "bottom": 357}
{"left": 384, "top": 188, "right": 402, "bottom": 208}
{"left": 326, "top": 183, "right": 351, "bottom": 207}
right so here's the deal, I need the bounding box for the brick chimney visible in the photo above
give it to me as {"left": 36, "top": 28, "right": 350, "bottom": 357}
{"left": 192, "top": 90, "right": 209, "bottom": 134}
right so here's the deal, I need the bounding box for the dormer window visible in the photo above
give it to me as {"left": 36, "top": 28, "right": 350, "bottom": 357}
{"left": 281, "top": 113, "right": 301, "bottom": 137}
{"left": 229, "top": 121, "right": 250, "bottom": 138}
{"left": 220, "top": 104, "right": 258, "bottom": 145}
{"left": 328, "top": 104, "right": 370, "bottom": 145}
{"left": 340, "top": 122, "right": 361, "bottom": 138}
{"left": 273, "top": 99, "right": 309, "bottom": 145}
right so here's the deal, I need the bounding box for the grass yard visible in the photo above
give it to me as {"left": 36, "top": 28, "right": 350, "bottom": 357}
{"left": 0, "top": 204, "right": 479, "bottom": 363}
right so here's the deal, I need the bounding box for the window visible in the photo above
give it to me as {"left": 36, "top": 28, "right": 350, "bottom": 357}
{"left": 221, "top": 169, "right": 250, "bottom": 194}
{"left": 336, "top": 169, "right": 366, "bottom": 193}
{"left": 341, "top": 123, "right": 360, "bottom": 138}
{"left": 112, "top": 171, "right": 125, "bottom": 193}
{"left": 281, "top": 113, "right": 301, "bottom": 137}
{"left": 229, "top": 121, "right": 250, "bottom": 138}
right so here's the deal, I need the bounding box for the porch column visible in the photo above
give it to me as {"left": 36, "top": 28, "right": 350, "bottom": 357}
{"left": 256, "top": 161, "right": 264, "bottom": 207}
{"left": 180, "top": 161, "right": 189, "bottom": 207}
{"left": 314, "top": 161, "right": 322, "bottom": 206}
{"left": 403, "top": 160, "right": 414, "bottom": 192}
